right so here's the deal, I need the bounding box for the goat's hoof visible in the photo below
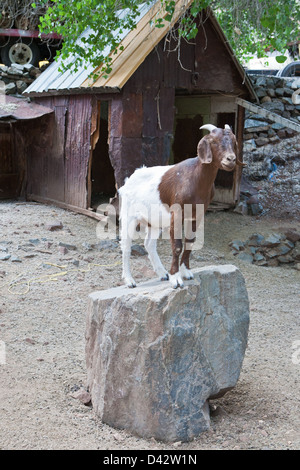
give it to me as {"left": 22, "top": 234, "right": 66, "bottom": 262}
{"left": 184, "top": 272, "right": 194, "bottom": 280}
{"left": 125, "top": 278, "right": 136, "bottom": 288}
{"left": 169, "top": 273, "right": 184, "bottom": 289}
{"left": 128, "top": 283, "right": 136, "bottom": 288}
{"left": 180, "top": 264, "right": 194, "bottom": 280}
{"left": 160, "top": 273, "right": 169, "bottom": 281}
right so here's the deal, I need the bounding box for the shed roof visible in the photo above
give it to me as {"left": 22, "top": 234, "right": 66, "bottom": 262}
{"left": 24, "top": 1, "right": 156, "bottom": 96}
{"left": 0, "top": 95, "right": 53, "bottom": 120}
{"left": 25, "top": 0, "right": 255, "bottom": 99}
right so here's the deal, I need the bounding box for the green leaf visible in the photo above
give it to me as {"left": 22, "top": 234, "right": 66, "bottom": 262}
{"left": 275, "top": 55, "right": 288, "bottom": 64}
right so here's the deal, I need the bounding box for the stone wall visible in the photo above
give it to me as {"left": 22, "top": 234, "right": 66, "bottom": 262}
{"left": 244, "top": 74, "right": 300, "bottom": 151}
{"left": 0, "top": 63, "right": 41, "bottom": 96}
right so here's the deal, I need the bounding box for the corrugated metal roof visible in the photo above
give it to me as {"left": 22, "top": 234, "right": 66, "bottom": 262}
{"left": 24, "top": 2, "right": 154, "bottom": 95}
{"left": 0, "top": 95, "right": 53, "bottom": 120}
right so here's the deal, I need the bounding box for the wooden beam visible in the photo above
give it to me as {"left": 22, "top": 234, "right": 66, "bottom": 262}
{"left": 236, "top": 98, "right": 300, "bottom": 133}
{"left": 26, "top": 194, "right": 107, "bottom": 221}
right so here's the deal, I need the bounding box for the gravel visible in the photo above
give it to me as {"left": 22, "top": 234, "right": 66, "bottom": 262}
{"left": 0, "top": 200, "right": 299, "bottom": 450}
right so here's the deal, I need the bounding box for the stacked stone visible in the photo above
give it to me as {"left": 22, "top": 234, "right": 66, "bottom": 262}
{"left": 244, "top": 75, "right": 300, "bottom": 151}
{"left": 0, "top": 63, "right": 41, "bottom": 96}
{"left": 230, "top": 230, "right": 300, "bottom": 268}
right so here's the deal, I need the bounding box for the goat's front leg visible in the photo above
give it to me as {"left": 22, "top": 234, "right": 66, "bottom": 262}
{"left": 180, "top": 219, "right": 197, "bottom": 280}
{"left": 169, "top": 212, "right": 184, "bottom": 288}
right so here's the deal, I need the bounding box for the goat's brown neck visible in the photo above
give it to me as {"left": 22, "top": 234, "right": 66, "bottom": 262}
{"left": 192, "top": 160, "right": 219, "bottom": 201}
{"left": 196, "top": 160, "right": 219, "bottom": 185}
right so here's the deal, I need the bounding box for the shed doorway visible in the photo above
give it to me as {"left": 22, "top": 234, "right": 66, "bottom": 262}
{"left": 171, "top": 96, "right": 206, "bottom": 164}
{"left": 90, "top": 101, "right": 116, "bottom": 209}
{"left": 0, "top": 122, "right": 22, "bottom": 199}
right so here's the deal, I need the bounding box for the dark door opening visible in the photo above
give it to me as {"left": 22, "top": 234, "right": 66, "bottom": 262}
{"left": 90, "top": 101, "right": 116, "bottom": 208}
{"left": 0, "top": 123, "right": 20, "bottom": 199}
{"left": 171, "top": 96, "right": 208, "bottom": 164}
{"left": 172, "top": 115, "right": 203, "bottom": 164}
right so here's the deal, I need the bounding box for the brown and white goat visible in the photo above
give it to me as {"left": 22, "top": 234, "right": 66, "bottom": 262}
{"left": 119, "top": 124, "right": 244, "bottom": 288}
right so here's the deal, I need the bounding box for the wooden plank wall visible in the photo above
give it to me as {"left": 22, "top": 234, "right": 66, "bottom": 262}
{"left": 27, "top": 95, "right": 93, "bottom": 209}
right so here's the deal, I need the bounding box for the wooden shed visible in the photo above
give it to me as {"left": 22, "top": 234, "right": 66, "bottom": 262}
{"left": 0, "top": 95, "right": 53, "bottom": 200}
{"left": 23, "top": 0, "right": 256, "bottom": 216}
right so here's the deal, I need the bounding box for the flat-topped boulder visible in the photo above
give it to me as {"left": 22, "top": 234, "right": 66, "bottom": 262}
{"left": 85, "top": 265, "right": 250, "bottom": 442}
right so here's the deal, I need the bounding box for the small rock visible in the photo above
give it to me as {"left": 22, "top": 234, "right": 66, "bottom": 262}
{"left": 237, "top": 252, "right": 253, "bottom": 263}
{"left": 284, "top": 240, "right": 295, "bottom": 250}
{"left": 131, "top": 244, "right": 147, "bottom": 256}
{"left": 0, "top": 246, "right": 8, "bottom": 252}
{"left": 82, "top": 242, "right": 93, "bottom": 251}
{"left": 45, "top": 220, "right": 63, "bottom": 231}
{"left": 229, "top": 240, "right": 245, "bottom": 252}
{"left": 233, "top": 201, "right": 248, "bottom": 215}
{"left": 278, "top": 255, "right": 294, "bottom": 264}
{"left": 292, "top": 243, "right": 300, "bottom": 261}
{"left": 59, "top": 246, "right": 68, "bottom": 255}
{"left": 95, "top": 240, "right": 119, "bottom": 251}
{"left": 11, "top": 256, "right": 22, "bottom": 263}
{"left": 247, "top": 233, "right": 265, "bottom": 247}
{"left": 5, "top": 82, "right": 17, "bottom": 94}
{"left": 250, "top": 203, "right": 263, "bottom": 215}
{"left": 16, "top": 80, "right": 27, "bottom": 94}
{"left": 29, "top": 238, "right": 40, "bottom": 245}
{"left": 246, "top": 195, "right": 259, "bottom": 205}
{"left": 261, "top": 233, "right": 282, "bottom": 247}
{"left": 0, "top": 254, "right": 11, "bottom": 261}
{"left": 256, "top": 259, "right": 268, "bottom": 266}
{"left": 71, "top": 388, "right": 91, "bottom": 406}
{"left": 255, "top": 137, "right": 269, "bottom": 147}
{"left": 275, "top": 87, "right": 285, "bottom": 97}
{"left": 58, "top": 242, "right": 77, "bottom": 251}
{"left": 285, "top": 230, "right": 300, "bottom": 243}
{"left": 244, "top": 119, "right": 269, "bottom": 133}
{"left": 265, "top": 248, "right": 279, "bottom": 259}
{"left": 277, "top": 244, "right": 292, "bottom": 256}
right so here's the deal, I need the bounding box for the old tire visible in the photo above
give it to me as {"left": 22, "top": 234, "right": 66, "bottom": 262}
{"left": 1, "top": 38, "right": 41, "bottom": 67}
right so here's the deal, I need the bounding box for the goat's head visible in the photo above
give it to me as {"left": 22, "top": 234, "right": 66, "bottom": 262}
{"left": 197, "top": 124, "right": 246, "bottom": 171}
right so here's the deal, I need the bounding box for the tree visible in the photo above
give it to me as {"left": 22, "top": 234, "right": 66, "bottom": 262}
{"left": 32, "top": 0, "right": 300, "bottom": 75}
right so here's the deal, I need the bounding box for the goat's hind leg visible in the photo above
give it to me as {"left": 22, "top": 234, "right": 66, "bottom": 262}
{"left": 144, "top": 226, "right": 169, "bottom": 281}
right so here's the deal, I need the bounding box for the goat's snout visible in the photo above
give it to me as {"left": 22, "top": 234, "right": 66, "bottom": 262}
{"left": 222, "top": 153, "right": 236, "bottom": 170}
{"left": 226, "top": 154, "right": 236, "bottom": 163}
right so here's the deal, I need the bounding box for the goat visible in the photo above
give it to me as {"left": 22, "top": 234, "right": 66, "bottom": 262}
{"left": 119, "top": 124, "right": 245, "bottom": 288}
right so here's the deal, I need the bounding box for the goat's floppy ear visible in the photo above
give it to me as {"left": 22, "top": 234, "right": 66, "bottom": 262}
{"left": 197, "top": 138, "right": 213, "bottom": 164}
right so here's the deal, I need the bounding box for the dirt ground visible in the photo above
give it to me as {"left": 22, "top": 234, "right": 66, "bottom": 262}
{"left": 0, "top": 195, "right": 299, "bottom": 450}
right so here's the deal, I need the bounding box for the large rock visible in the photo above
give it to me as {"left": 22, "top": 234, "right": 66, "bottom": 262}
{"left": 85, "top": 265, "right": 249, "bottom": 442}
